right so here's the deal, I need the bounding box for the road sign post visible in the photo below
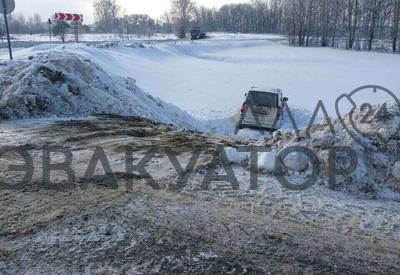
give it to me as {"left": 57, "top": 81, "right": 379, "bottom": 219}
{"left": 47, "top": 18, "right": 52, "bottom": 42}
{"left": 61, "top": 20, "right": 64, "bottom": 44}
{"left": 1, "top": 0, "right": 15, "bottom": 60}
{"left": 54, "top": 13, "right": 83, "bottom": 43}
{"left": 74, "top": 22, "right": 78, "bottom": 43}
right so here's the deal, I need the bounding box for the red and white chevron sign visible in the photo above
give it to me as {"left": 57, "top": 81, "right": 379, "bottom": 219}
{"left": 54, "top": 13, "right": 83, "bottom": 22}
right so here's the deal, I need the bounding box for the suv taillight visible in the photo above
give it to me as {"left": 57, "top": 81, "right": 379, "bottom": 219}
{"left": 277, "top": 107, "right": 282, "bottom": 118}
{"left": 240, "top": 103, "right": 246, "bottom": 114}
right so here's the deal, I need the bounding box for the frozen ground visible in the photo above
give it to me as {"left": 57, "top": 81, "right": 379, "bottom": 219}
{"left": 0, "top": 117, "right": 399, "bottom": 273}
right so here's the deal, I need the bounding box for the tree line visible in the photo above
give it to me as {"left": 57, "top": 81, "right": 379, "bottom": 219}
{"left": 192, "top": 0, "right": 400, "bottom": 52}
{"left": 0, "top": 13, "right": 47, "bottom": 35}
{"left": 1, "top": 0, "right": 399, "bottom": 52}
{"left": 92, "top": 0, "right": 400, "bottom": 52}
{"left": 0, "top": 13, "right": 49, "bottom": 42}
{"left": 93, "top": 0, "right": 172, "bottom": 36}
{"left": 283, "top": 0, "right": 400, "bottom": 52}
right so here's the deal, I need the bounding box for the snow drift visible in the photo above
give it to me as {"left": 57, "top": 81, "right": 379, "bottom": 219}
{"left": 0, "top": 52, "right": 199, "bottom": 129}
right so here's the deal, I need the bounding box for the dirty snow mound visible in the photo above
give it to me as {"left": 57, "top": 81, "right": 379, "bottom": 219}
{"left": 0, "top": 52, "right": 198, "bottom": 129}
{"left": 255, "top": 101, "right": 400, "bottom": 200}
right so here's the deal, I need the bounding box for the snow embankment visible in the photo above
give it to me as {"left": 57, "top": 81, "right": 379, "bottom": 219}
{"left": 0, "top": 52, "right": 199, "bottom": 129}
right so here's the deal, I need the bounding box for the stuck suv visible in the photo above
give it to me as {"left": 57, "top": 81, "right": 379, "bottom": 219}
{"left": 235, "top": 87, "right": 288, "bottom": 134}
{"left": 190, "top": 27, "right": 207, "bottom": 40}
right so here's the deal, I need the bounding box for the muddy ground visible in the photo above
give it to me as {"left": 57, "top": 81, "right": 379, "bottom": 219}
{"left": 0, "top": 116, "right": 399, "bottom": 274}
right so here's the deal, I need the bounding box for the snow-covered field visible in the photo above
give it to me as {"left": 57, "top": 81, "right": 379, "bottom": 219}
{"left": 2, "top": 33, "right": 398, "bottom": 119}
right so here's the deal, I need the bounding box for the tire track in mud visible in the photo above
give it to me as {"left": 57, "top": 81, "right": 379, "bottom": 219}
{"left": 0, "top": 116, "right": 399, "bottom": 273}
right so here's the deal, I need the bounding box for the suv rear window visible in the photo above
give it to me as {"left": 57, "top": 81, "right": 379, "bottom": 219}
{"left": 246, "top": 91, "right": 278, "bottom": 107}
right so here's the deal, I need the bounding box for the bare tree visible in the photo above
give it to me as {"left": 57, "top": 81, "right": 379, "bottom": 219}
{"left": 171, "top": 0, "right": 196, "bottom": 38}
{"left": 27, "top": 14, "right": 45, "bottom": 35}
{"left": 161, "top": 12, "right": 173, "bottom": 33}
{"left": 392, "top": 0, "right": 400, "bottom": 51}
{"left": 8, "top": 13, "right": 28, "bottom": 34}
{"left": 0, "top": 25, "right": 4, "bottom": 42}
{"left": 346, "top": 0, "right": 359, "bottom": 49}
{"left": 122, "top": 14, "right": 155, "bottom": 37}
{"left": 367, "top": 0, "right": 383, "bottom": 50}
{"left": 93, "top": 0, "right": 122, "bottom": 33}
{"left": 330, "top": 0, "right": 343, "bottom": 47}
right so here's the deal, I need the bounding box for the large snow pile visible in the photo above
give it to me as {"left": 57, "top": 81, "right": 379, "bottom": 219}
{"left": 0, "top": 49, "right": 311, "bottom": 139}
{"left": 0, "top": 52, "right": 199, "bottom": 129}
{"left": 254, "top": 101, "right": 400, "bottom": 200}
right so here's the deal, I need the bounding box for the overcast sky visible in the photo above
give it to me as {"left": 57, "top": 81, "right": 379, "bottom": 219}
{"left": 12, "top": 0, "right": 247, "bottom": 23}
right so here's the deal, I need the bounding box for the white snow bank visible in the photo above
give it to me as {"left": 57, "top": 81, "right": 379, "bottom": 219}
{"left": 0, "top": 51, "right": 199, "bottom": 129}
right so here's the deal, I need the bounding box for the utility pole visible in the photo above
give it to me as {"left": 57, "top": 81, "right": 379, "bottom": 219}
{"left": 1, "top": 0, "right": 14, "bottom": 60}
